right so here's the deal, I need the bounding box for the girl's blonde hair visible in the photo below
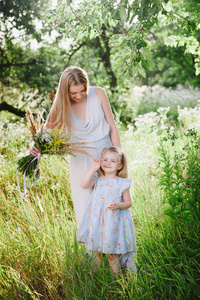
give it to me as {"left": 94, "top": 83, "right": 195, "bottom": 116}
{"left": 45, "top": 66, "right": 89, "bottom": 131}
{"left": 99, "top": 146, "right": 128, "bottom": 178}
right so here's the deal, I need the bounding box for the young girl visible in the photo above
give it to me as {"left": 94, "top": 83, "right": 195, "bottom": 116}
{"left": 77, "top": 146, "right": 137, "bottom": 274}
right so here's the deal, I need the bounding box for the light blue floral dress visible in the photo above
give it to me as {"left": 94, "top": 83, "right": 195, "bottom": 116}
{"left": 77, "top": 175, "right": 137, "bottom": 270}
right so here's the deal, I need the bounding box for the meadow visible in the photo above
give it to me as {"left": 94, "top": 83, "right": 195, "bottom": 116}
{"left": 0, "top": 86, "right": 200, "bottom": 299}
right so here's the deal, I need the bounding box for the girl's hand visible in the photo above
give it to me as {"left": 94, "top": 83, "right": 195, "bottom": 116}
{"left": 107, "top": 202, "right": 120, "bottom": 210}
{"left": 81, "top": 159, "right": 100, "bottom": 189}
{"left": 30, "top": 146, "right": 40, "bottom": 157}
{"left": 91, "top": 159, "right": 100, "bottom": 172}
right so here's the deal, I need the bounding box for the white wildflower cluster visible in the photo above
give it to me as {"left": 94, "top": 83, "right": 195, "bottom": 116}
{"left": 128, "top": 142, "right": 157, "bottom": 173}
{"left": 38, "top": 130, "right": 52, "bottom": 145}
{"left": 0, "top": 117, "right": 27, "bottom": 142}
{"left": 157, "top": 106, "right": 170, "bottom": 116}
{"left": 0, "top": 117, "right": 30, "bottom": 157}
{"left": 135, "top": 112, "right": 160, "bottom": 133}
{"left": 124, "top": 124, "right": 134, "bottom": 138}
{"left": 130, "top": 84, "right": 200, "bottom": 114}
{"left": 177, "top": 104, "right": 200, "bottom": 130}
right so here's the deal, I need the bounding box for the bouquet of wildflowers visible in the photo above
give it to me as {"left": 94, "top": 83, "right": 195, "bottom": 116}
{"left": 17, "top": 110, "right": 94, "bottom": 179}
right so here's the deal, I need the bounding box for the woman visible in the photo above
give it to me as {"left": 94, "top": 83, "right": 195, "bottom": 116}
{"left": 30, "top": 66, "right": 120, "bottom": 226}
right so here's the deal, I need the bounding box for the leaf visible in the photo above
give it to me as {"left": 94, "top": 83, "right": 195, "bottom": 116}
{"left": 195, "top": 62, "right": 200, "bottom": 75}
{"left": 165, "top": 35, "right": 178, "bottom": 47}
{"left": 128, "top": 65, "right": 133, "bottom": 76}
{"left": 76, "top": 31, "right": 86, "bottom": 40}
{"left": 90, "top": 29, "right": 97, "bottom": 39}
{"left": 102, "top": 10, "right": 107, "bottom": 19}
{"left": 157, "top": 62, "right": 163, "bottom": 71}
{"left": 119, "top": 6, "right": 127, "bottom": 22}
{"left": 108, "top": 18, "right": 118, "bottom": 27}
{"left": 141, "top": 59, "right": 149, "bottom": 70}
{"left": 137, "top": 63, "right": 146, "bottom": 77}
{"left": 148, "top": 60, "right": 155, "bottom": 70}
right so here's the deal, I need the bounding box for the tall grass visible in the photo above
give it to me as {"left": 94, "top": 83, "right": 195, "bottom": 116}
{"left": 0, "top": 90, "right": 200, "bottom": 299}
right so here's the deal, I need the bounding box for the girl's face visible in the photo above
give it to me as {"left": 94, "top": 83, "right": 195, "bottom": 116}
{"left": 101, "top": 151, "right": 122, "bottom": 176}
{"left": 69, "top": 84, "right": 86, "bottom": 102}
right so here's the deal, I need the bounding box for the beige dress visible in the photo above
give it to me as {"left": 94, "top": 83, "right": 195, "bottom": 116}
{"left": 69, "top": 87, "right": 112, "bottom": 226}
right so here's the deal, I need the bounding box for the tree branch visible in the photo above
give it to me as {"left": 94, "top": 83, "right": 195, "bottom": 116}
{"left": 0, "top": 101, "right": 26, "bottom": 117}
{"left": 1, "top": 59, "right": 43, "bottom": 68}
{"left": 66, "top": 42, "right": 87, "bottom": 67}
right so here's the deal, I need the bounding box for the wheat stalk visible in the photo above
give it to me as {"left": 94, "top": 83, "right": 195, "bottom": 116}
{"left": 57, "top": 147, "right": 95, "bottom": 159}
{"left": 26, "top": 109, "right": 37, "bottom": 138}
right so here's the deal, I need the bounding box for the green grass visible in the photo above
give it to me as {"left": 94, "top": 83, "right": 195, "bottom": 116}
{"left": 0, "top": 108, "right": 200, "bottom": 299}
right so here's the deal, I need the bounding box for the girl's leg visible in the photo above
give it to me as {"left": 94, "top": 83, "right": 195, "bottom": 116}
{"left": 107, "top": 254, "right": 121, "bottom": 274}
{"left": 97, "top": 252, "right": 105, "bottom": 268}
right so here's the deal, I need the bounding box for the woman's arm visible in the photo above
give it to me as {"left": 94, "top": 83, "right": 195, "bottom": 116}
{"left": 94, "top": 87, "right": 121, "bottom": 148}
{"left": 107, "top": 188, "right": 132, "bottom": 210}
{"left": 81, "top": 159, "right": 100, "bottom": 189}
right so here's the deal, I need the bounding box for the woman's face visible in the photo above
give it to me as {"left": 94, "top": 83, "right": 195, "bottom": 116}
{"left": 69, "top": 84, "right": 86, "bottom": 103}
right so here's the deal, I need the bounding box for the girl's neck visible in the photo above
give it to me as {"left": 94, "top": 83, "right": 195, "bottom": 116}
{"left": 104, "top": 173, "right": 118, "bottom": 179}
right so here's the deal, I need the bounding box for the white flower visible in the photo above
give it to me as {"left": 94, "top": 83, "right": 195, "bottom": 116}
{"left": 39, "top": 132, "right": 52, "bottom": 144}
{"left": 51, "top": 183, "right": 59, "bottom": 190}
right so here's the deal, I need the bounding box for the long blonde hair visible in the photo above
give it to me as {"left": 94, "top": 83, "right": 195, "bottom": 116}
{"left": 99, "top": 147, "right": 128, "bottom": 178}
{"left": 45, "top": 66, "right": 89, "bottom": 130}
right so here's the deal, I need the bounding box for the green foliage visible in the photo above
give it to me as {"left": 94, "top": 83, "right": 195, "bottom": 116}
{"left": 0, "top": 0, "right": 49, "bottom": 37}
{"left": 46, "top": 0, "right": 166, "bottom": 77}
{"left": 0, "top": 40, "right": 65, "bottom": 92}
{"left": 17, "top": 154, "right": 39, "bottom": 178}
{"left": 46, "top": 0, "right": 200, "bottom": 81}
{"left": 159, "top": 128, "right": 200, "bottom": 223}
{"left": 142, "top": 0, "right": 200, "bottom": 86}
{"left": 0, "top": 0, "right": 62, "bottom": 92}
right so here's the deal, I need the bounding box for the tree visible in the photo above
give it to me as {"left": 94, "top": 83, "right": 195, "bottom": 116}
{"left": 47, "top": 0, "right": 200, "bottom": 80}
{"left": 0, "top": 0, "right": 51, "bottom": 84}
{"left": 0, "top": 0, "right": 66, "bottom": 116}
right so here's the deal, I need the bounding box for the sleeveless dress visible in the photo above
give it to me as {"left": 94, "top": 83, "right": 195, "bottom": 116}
{"left": 69, "top": 87, "right": 112, "bottom": 226}
{"left": 77, "top": 176, "right": 137, "bottom": 270}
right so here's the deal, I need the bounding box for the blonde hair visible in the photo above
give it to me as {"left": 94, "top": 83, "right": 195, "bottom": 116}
{"left": 45, "top": 66, "right": 89, "bottom": 130}
{"left": 99, "top": 146, "right": 128, "bottom": 178}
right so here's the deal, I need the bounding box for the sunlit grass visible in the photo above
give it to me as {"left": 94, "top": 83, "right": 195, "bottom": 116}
{"left": 0, "top": 94, "right": 200, "bottom": 299}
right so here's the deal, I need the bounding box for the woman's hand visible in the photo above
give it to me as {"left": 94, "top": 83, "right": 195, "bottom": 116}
{"left": 30, "top": 146, "right": 40, "bottom": 157}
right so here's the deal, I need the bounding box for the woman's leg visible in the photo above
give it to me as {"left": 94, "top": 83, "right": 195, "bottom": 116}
{"left": 107, "top": 254, "right": 121, "bottom": 274}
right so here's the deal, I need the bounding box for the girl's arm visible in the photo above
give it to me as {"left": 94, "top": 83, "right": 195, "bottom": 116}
{"left": 107, "top": 188, "right": 132, "bottom": 210}
{"left": 94, "top": 87, "right": 121, "bottom": 148}
{"left": 81, "top": 159, "right": 100, "bottom": 189}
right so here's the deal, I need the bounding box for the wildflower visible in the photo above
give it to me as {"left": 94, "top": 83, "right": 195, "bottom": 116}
{"left": 17, "top": 110, "right": 96, "bottom": 179}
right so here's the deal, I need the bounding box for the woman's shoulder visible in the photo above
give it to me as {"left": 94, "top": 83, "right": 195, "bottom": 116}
{"left": 92, "top": 87, "right": 106, "bottom": 103}
{"left": 93, "top": 86, "right": 108, "bottom": 106}
{"left": 92, "top": 86, "right": 105, "bottom": 94}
